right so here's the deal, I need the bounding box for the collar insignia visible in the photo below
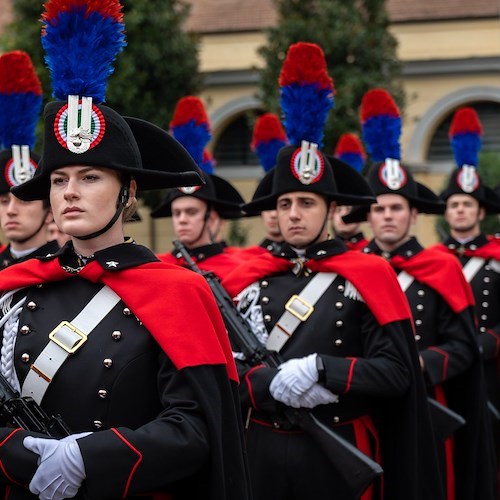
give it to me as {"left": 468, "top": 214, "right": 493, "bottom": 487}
{"left": 105, "top": 261, "right": 119, "bottom": 268}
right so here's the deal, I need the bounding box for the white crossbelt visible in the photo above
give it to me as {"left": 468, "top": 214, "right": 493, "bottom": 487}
{"left": 21, "top": 285, "right": 121, "bottom": 404}
{"left": 462, "top": 257, "right": 485, "bottom": 283}
{"left": 266, "top": 272, "right": 337, "bottom": 352}
{"left": 397, "top": 270, "right": 415, "bottom": 292}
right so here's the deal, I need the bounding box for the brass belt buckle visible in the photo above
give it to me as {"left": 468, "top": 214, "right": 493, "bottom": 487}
{"left": 48, "top": 321, "right": 87, "bottom": 354}
{"left": 285, "top": 295, "right": 314, "bottom": 321}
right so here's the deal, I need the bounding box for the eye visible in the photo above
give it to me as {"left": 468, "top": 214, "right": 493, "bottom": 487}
{"left": 51, "top": 176, "right": 66, "bottom": 186}
{"left": 83, "top": 174, "right": 99, "bottom": 182}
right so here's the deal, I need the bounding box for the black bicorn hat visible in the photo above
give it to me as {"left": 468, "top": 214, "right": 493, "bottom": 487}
{"left": 150, "top": 172, "right": 244, "bottom": 220}
{"left": 0, "top": 51, "right": 43, "bottom": 196}
{"left": 439, "top": 108, "right": 500, "bottom": 214}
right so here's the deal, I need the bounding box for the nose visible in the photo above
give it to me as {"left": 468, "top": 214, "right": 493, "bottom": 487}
{"left": 63, "top": 176, "right": 79, "bottom": 201}
{"left": 6, "top": 197, "right": 19, "bottom": 215}
{"left": 289, "top": 202, "right": 300, "bottom": 220}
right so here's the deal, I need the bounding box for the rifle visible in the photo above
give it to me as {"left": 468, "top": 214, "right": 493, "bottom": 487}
{"left": 0, "top": 372, "right": 71, "bottom": 438}
{"left": 173, "top": 240, "right": 383, "bottom": 499}
{"left": 427, "top": 397, "right": 466, "bottom": 441}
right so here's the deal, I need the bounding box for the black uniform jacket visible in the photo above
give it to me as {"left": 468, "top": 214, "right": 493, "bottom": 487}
{"left": 0, "top": 242, "right": 251, "bottom": 500}
{"left": 222, "top": 238, "right": 444, "bottom": 500}
{"left": 365, "top": 237, "right": 498, "bottom": 500}
{"left": 0, "top": 240, "right": 60, "bottom": 270}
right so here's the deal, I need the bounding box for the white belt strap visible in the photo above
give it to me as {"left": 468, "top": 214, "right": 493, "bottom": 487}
{"left": 22, "top": 285, "right": 121, "bottom": 404}
{"left": 462, "top": 257, "right": 485, "bottom": 283}
{"left": 266, "top": 272, "right": 337, "bottom": 352}
{"left": 397, "top": 270, "right": 415, "bottom": 293}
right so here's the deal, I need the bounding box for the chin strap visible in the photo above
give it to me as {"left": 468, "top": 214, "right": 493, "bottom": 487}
{"left": 74, "top": 185, "right": 130, "bottom": 241}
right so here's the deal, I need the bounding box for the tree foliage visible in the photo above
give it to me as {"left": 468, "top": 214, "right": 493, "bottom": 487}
{"left": 258, "top": 0, "right": 404, "bottom": 152}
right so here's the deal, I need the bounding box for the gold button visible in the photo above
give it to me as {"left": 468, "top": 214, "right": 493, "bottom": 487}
{"left": 103, "top": 358, "right": 113, "bottom": 368}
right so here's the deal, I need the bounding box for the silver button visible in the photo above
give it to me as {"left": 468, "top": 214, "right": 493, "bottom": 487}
{"left": 93, "top": 420, "right": 103, "bottom": 429}
{"left": 481, "top": 314, "right": 487, "bottom": 321}
{"left": 266, "top": 245, "right": 273, "bottom": 251}
{"left": 483, "top": 277, "right": 490, "bottom": 283}
{"left": 480, "top": 326, "right": 486, "bottom": 333}
{"left": 122, "top": 307, "right": 132, "bottom": 316}
{"left": 415, "top": 334, "right": 421, "bottom": 341}
{"left": 197, "top": 253, "right": 205, "bottom": 260}
{"left": 27, "top": 301, "right": 37, "bottom": 311}
{"left": 485, "top": 265, "right": 491, "bottom": 271}
{"left": 21, "top": 353, "right": 30, "bottom": 363}
{"left": 261, "top": 280, "right": 269, "bottom": 288}
{"left": 261, "top": 296, "right": 270, "bottom": 304}
{"left": 112, "top": 330, "right": 122, "bottom": 340}
{"left": 336, "top": 320, "right": 343, "bottom": 328}
{"left": 335, "top": 302, "right": 343, "bottom": 310}
{"left": 36, "top": 284, "right": 43, "bottom": 288}
{"left": 482, "top": 302, "right": 489, "bottom": 308}
{"left": 264, "top": 315, "right": 271, "bottom": 323}
{"left": 333, "top": 416, "right": 340, "bottom": 423}
{"left": 316, "top": 250, "right": 326, "bottom": 256}
{"left": 334, "top": 339, "right": 342, "bottom": 347}
{"left": 417, "top": 290, "right": 425, "bottom": 297}
{"left": 337, "top": 284, "right": 345, "bottom": 293}
{"left": 415, "top": 319, "right": 422, "bottom": 326}
{"left": 469, "top": 244, "right": 477, "bottom": 251}
{"left": 482, "top": 290, "right": 489, "bottom": 296}
{"left": 448, "top": 244, "right": 456, "bottom": 250}
{"left": 98, "top": 389, "right": 107, "bottom": 399}
{"left": 416, "top": 304, "right": 424, "bottom": 311}
{"left": 273, "top": 422, "right": 281, "bottom": 429}
{"left": 20, "top": 325, "right": 30, "bottom": 335}
{"left": 103, "top": 358, "right": 113, "bottom": 368}
{"left": 405, "top": 250, "right": 413, "bottom": 257}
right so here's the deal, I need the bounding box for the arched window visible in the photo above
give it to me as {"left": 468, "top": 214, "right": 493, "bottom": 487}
{"left": 213, "top": 112, "right": 262, "bottom": 167}
{"left": 427, "top": 101, "right": 500, "bottom": 162}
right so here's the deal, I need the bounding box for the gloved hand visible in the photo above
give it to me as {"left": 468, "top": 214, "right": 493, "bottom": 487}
{"left": 23, "top": 433, "right": 90, "bottom": 500}
{"left": 295, "top": 384, "right": 339, "bottom": 408}
{"left": 269, "top": 353, "right": 319, "bottom": 404}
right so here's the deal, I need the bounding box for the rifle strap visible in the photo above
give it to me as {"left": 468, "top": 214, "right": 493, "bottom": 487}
{"left": 266, "top": 272, "right": 337, "bottom": 352}
{"left": 22, "top": 285, "right": 121, "bottom": 404}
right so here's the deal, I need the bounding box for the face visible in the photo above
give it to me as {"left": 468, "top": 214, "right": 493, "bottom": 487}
{"left": 331, "top": 205, "right": 361, "bottom": 239}
{"left": 444, "top": 194, "right": 484, "bottom": 235}
{"left": 277, "top": 191, "right": 334, "bottom": 248}
{"left": 49, "top": 166, "right": 128, "bottom": 239}
{"left": 171, "top": 196, "right": 217, "bottom": 247}
{"left": 47, "top": 220, "right": 71, "bottom": 247}
{"left": 260, "top": 209, "right": 281, "bottom": 240}
{"left": 0, "top": 192, "right": 51, "bottom": 246}
{"left": 367, "top": 193, "right": 417, "bottom": 251}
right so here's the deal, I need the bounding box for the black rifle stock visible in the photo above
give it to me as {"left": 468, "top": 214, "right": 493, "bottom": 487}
{"left": 173, "top": 240, "right": 383, "bottom": 498}
{"left": 0, "top": 372, "right": 70, "bottom": 438}
{"left": 427, "top": 397, "right": 466, "bottom": 441}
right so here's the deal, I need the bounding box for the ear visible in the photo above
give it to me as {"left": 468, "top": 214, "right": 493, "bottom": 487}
{"left": 44, "top": 207, "right": 55, "bottom": 225}
{"left": 410, "top": 207, "right": 418, "bottom": 225}
{"left": 126, "top": 178, "right": 138, "bottom": 207}
{"left": 328, "top": 200, "right": 337, "bottom": 219}
{"left": 478, "top": 206, "right": 485, "bottom": 222}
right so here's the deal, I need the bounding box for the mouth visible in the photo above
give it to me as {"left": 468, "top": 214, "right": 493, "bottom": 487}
{"left": 63, "top": 207, "right": 84, "bottom": 215}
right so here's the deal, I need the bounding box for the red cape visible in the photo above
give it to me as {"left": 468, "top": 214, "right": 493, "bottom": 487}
{"left": 432, "top": 238, "right": 500, "bottom": 261}
{"left": 0, "top": 258, "right": 238, "bottom": 381}
{"left": 390, "top": 248, "right": 474, "bottom": 313}
{"left": 222, "top": 251, "right": 412, "bottom": 326}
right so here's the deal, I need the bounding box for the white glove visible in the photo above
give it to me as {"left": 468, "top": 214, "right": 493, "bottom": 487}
{"left": 23, "top": 433, "right": 90, "bottom": 500}
{"left": 270, "top": 354, "right": 319, "bottom": 404}
{"left": 295, "top": 384, "right": 339, "bottom": 408}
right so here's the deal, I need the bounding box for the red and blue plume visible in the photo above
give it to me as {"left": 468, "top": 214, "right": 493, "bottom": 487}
{"left": 251, "top": 113, "right": 288, "bottom": 172}
{"left": 360, "top": 89, "right": 401, "bottom": 162}
{"left": 202, "top": 149, "right": 216, "bottom": 174}
{"left": 0, "top": 51, "right": 42, "bottom": 149}
{"left": 170, "top": 96, "right": 211, "bottom": 168}
{"left": 334, "top": 133, "right": 366, "bottom": 173}
{"left": 449, "top": 107, "right": 482, "bottom": 168}
{"left": 41, "top": 0, "right": 126, "bottom": 102}
{"left": 279, "top": 42, "right": 334, "bottom": 147}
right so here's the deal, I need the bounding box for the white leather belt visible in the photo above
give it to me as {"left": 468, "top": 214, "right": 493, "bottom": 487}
{"left": 266, "top": 273, "right": 337, "bottom": 352}
{"left": 462, "top": 257, "right": 485, "bottom": 283}
{"left": 22, "top": 285, "right": 121, "bottom": 404}
{"left": 397, "top": 270, "right": 415, "bottom": 292}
